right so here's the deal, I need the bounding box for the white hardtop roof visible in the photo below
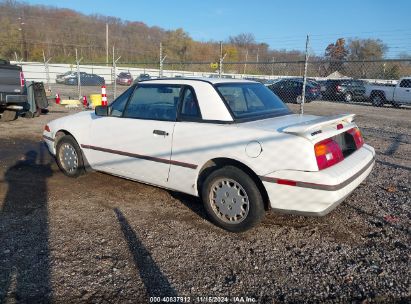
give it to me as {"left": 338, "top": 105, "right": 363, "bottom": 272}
{"left": 140, "top": 77, "right": 257, "bottom": 85}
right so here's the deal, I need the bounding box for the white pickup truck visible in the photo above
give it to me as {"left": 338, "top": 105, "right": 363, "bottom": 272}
{"left": 365, "top": 77, "right": 411, "bottom": 107}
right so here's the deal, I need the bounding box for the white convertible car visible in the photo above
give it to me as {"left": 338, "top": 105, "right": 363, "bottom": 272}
{"left": 43, "top": 78, "right": 375, "bottom": 232}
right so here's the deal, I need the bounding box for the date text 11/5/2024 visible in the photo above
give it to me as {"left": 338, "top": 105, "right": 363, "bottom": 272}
{"left": 149, "top": 296, "right": 257, "bottom": 303}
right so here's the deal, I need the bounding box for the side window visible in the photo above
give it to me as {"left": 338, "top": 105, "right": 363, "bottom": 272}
{"left": 180, "top": 88, "right": 201, "bottom": 120}
{"left": 110, "top": 86, "right": 134, "bottom": 117}
{"left": 123, "top": 85, "right": 181, "bottom": 121}
{"left": 399, "top": 79, "right": 411, "bottom": 88}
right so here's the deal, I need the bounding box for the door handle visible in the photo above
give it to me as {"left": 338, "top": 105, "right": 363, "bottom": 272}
{"left": 153, "top": 129, "right": 169, "bottom": 136}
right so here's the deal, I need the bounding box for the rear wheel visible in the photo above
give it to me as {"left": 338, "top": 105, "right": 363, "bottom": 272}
{"left": 391, "top": 101, "right": 401, "bottom": 108}
{"left": 201, "top": 166, "right": 265, "bottom": 232}
{"left": 371, "top": 94, "right": 384, "bottom": 107}
{"left": 56, "top": 135, "right": 85, "bottom": 178}
{"left": 0, "top": 110, "right": 17, "bottom": 122}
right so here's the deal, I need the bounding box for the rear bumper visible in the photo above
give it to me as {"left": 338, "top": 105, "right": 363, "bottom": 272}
{"left": 261, "top": 144, "right": 375, "bottom": 216}
{"left": 0, "top": 93, "right": 27, "bottom": 105}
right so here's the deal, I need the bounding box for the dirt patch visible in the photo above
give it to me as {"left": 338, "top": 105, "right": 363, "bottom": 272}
{"left": 0, "top": 101, "right": 409, "bottom": 303}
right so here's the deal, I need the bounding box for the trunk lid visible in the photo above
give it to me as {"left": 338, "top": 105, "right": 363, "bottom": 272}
{"left": 239, "top": 113, "right": 356, "bottom": 140}
{"left": 282, "top": 113, "right": 355, "bottom": 137}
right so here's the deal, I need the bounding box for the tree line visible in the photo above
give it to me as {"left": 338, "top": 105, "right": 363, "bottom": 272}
{"left": 0, "top": 0, "right": 409, "bottom": 79}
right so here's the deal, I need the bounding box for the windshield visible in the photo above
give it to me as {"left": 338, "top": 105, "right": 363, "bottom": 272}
{"left": 215, "top": 83, "right": 291, "bottom": 119}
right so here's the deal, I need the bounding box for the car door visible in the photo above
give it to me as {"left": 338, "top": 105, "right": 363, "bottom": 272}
{"left": 351, "top": 81, "right": 364, "bottom": 98}
{"left": 394, "top": 79, "right": 411, "bottom": 104}
{"left": 85, "top": 84, "right": 181, "bottom": 186}
{"left": 167, "top": 86, "right": 204, "bottom": 195}
{"left": 270, "top": 81, "right": 288, "bottom": 101}
{"left": 293, "top": 81, "right": 303, "bottom": 101}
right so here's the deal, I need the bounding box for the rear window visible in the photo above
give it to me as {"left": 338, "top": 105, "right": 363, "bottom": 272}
{"left": 215, "top": 83, "right": 290, "bottom": 119}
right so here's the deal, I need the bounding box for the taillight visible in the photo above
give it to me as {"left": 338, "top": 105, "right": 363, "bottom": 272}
{"left": 314, "top": 138, "right": 344, "bottom": 170}
{"left": 20, "top": 71, "right": 25, "bottom": 87}
{"left": 44, "top": 125, "right": 50, "bottom": 132}
{"left": 347, "top": 127, "right": 364, "bottom": 149}
{"left": 336, "top": 85, "right": 342, "bottom": 92}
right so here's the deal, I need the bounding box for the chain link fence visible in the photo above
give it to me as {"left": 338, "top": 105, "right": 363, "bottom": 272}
{"left": 12, "top": 58, "right": 411, "bottom": 108}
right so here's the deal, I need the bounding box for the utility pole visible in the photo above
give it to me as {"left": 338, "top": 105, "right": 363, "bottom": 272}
{"left": 271, "top": 57, "right": 275, "bottom": 76}
{"left": 43, "top": 50, "right": 52, "bottom": 91}
{"left": 159, "top": 43, "right": 166, "bottom": 78}
{"left": 243, "top": 49, "right": 248, "bottom": 76}
{"left": 106, "top": 23, "right": 109, "bottom": 65}
{"left": 112, "top": 45, "right": 115, "bottom": 84}
{"left": 112, "top": 45, "right": 121, "bottom": 99}
{"left": 300, "top": 35, "right": 310, "bottom": 115}
{"left": 256, "top": 48, "right": 259, "bottom": 75}
{"left": 14, "top": 52, "right": 23, "bottom": 67}
{"left": 159, "top": 42, "right": 163, "bottom": 78}
{"left": 18, "top": 14, "right": 27, "bottom": 61}
{"left": 75, "top": 49, "right": 83, "bottom": 100}
{"left": 218, "top": 41, "right": 227, "bottom": 78}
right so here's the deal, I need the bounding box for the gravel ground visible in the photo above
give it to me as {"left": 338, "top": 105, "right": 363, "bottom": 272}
{"left": 0, "top": 94, "right": 410, "bottom": 303}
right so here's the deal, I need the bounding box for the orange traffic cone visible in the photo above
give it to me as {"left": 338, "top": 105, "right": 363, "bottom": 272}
{"left": 101, "top": 85, "right": 107, "bottom": 106}
{"left": 55, "top": 93, "right": 61, "bottom": 104}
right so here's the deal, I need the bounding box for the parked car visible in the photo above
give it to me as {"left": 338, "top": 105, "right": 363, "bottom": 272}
{"left": 116, "top": 72, "right": 133, "bottom": 86}
{"left": 267, "top": 79, "right": 321, "bottom": 103}
{"left": 64, "top": 73, "right": 105, "bottom": 86}
{"left": 288, "top": 78, "right": 322, "bottom": 92}
{"left": 321, "top": 79, "right": 366, "bottom": 102}
{"left": 0, "top": 59, "right": 28, "bottom": 121}
{"left": 262, "top": 79, "right": 282, "bottom": 86}
{"left": 365, "top": 77, "right": 411, "bottom": 107}
{"left": 43, "top": 78, "right": 375, "bottom": 232}
{"left": 56, "top": 71, "right": 76, "bottom": 84}
{"left": 134, "top": 73, "right": 151, "bottom": 83}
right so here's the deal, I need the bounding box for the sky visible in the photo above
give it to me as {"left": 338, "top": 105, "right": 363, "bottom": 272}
{"left": 25, "top": 0, "right": 411, "bottom": 58}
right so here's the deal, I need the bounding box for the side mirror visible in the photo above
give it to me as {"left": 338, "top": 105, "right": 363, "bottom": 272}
{"left": 95, "top": 105, "right": 109, "bottom": 116}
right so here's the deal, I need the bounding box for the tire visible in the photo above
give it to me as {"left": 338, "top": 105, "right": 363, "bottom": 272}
{"left": 371, "top": 93, "right": 384, "bottom": 107}
{"left": 0, "top": 110, "right": 17, "bottom": 122}
{"left": 23, "top": 111, "right": 35, "bottom": 118}
{"left": 56, "top": 135, "right": 85, "bottom": 178}
{"left": 201, "top": 166, "right": 265, "bottom": 232}
{"left": 344, "top": 92, "right": 353, "bottom": 102}
{"left": 296, "top": 95, "right": 303, "bottom": 104}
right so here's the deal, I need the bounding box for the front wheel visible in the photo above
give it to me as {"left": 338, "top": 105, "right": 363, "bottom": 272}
{"left": 201, "top": 166, "right": 265, "bottom": 232}
{"left": 344, "top": 92, "right": 353, "bottom": 102}
{"left": 56, "top": 135, "right": 85, "bottom": 178}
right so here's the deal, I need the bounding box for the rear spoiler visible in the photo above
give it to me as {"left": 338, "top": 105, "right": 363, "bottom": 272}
{"left": 282, "top": 114, "right": 356, "bottom": 135}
